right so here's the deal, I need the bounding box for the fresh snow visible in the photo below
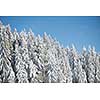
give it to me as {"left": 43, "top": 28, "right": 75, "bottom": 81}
{"left": 0, "top": 22, "right": 100, "bottom": 83}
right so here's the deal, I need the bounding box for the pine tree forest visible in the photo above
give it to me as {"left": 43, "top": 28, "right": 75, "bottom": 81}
{"left": 0, "top": 21, "right": 100, "bottom": 83}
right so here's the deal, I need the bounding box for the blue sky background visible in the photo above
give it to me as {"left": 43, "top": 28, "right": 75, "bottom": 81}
{"left": 0, "top": 16, "right": 100, "bottom": 52}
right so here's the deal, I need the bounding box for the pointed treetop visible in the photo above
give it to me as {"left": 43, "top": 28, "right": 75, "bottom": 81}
{"left": 29, "top": 28, "right": 34, "bottom": 36}
{"left": 66, "top": 46, "right": 70, "bottom": 51}
{"left": 6, "top": 24, "right": 11, "bottom": 31}
{"left": 37, "top": 34, "right": 43, "bottom": 44}
{"left": 71, "top": 44, "right": 78, "bottom": 57}
{"left": 88, "top": 45, "right": 92, "bottom": 52}
{"left": 71, "top": 44, "right": 76, "bottom": 51}
{"left": 43, "top": 32, "right": 49, "bottom": 42}
{"left": 83, "top": 46, "right": 86, "bottom": 51}
{"left": 14, "top": 28, "right": 17, "bottom": 32}
{"left": 88, "top": 45, "right": 96, "bottom": 56}
{"left": 48, "top": 34, "right": 54, "bottom": 43}
{"left": 23, "top": 28, "right": 26, "bottom": 32}
{"left": 20, "top": 28, "right": 26, "bottom": 35}
{"left": 66, "top": 46, "right": 70, "bottom": 54}
{"left": 27, "top": 28, "right": 35, "bottom": 42}
{"left": 20, "top": 29, "right": 27, "bottom": 36}
{"left": 37, "top": 34, "right": 41, "bottom": 39}
{"left": 92, "top": 46, "right": 96, "bottom": 56}
{"left": 44, "top": 32, "right": 47, "bottom": 36}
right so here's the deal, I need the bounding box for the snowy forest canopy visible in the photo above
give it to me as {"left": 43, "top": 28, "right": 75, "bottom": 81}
{"left": 0, "top": 21, "right": 100, "bottom": 83}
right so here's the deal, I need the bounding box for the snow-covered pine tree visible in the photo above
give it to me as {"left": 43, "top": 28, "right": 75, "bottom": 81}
{"left": 27, "top": 29, "right": 37, "bottom": 82}
{"left": 0, "top": 22, "right": 15, "bottom": 82}
{"left": 11, "top": 28, "right": 19, "bottom": 78}
{"left": 42, "top": 32, "right": 66, "bottom": 83}
{"left": 14, "top": 39, "right": 28, "bottom": 83}
{"left": 42, "top": 32, "right": 54, "bottom": 83}
{"left": 33, "top": 34, "right": 45, "bottom": 83}
{"left": 16, "top": 29, "right": 38, "bottom": 83}
{"left": 63, "top": 47, "right": 72, "bottom": 83}
{"left": 86, "top": 46, "right": 97, "bottom": 83}
{"left": 68, "top": 44, "right": 87, "bottom": 83}
{"left": 95, "top": 53, "right": 100, "bottom": 82}
{"left": 53, "top": 41, "right": 66, "bottom": 83}
{"left": 80, "top": 46, "right": 89, "bottom": 82}
{"left": 27, "top": 32, "right": 44, "bottom": 83}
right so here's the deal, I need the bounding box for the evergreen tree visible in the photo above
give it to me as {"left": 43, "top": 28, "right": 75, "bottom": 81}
{"left": 0, "top": 22, "right": 15, "bottom": 82}
{"left": 87, "top": 46, "right": 97, "bottom": 82}
{"left": 95, "top": 53, "right": 100, "bottom": 82}
{"left": 69, "top": 44, "right": 87, "bottom": 83}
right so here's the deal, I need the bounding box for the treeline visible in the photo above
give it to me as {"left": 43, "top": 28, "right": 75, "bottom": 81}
{"left": 0, "top": 21, "right": 100, "bottom": 83}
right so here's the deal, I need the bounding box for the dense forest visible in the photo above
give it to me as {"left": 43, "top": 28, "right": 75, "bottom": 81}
{"left": 0, "top": 21, "right": 100, "bottom": 83}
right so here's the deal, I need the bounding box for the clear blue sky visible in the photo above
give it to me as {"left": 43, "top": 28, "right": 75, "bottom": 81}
{"left": 0, "top": 16, "right": 100, "bottom": 52}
